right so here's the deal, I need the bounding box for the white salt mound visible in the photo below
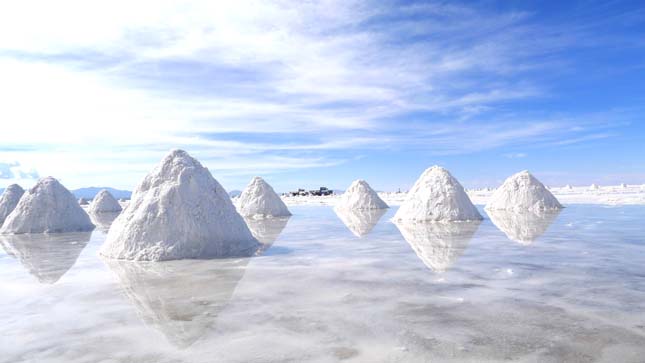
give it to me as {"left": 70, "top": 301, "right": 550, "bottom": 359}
{"left": 100, "top": 149, "right": 258, "bottom": 261}
{"left": 89, "top": 189, "right": 122, "bottom": 214}
{"left": 486, "top": 171, "right": 562, "bottom": 212}
{"left": 0, "top": 177, "right": 94, "bottom": 234}
{"left": 237, "top": 176, "right": 291, "bottom": 218}
{"left": 393, "top": 166, "right": 482, "bottom": 222}
{"left": 335, "top": 179, "right": 388, "bottom": 210}
{"left": 0, "top": 184, "right": 24, "bottom": 226}
{"left": 78, "top": 198, "right": 89, "bottom": 205}
{"left": 590, "top": 183, "right": 599, "bottom": 190}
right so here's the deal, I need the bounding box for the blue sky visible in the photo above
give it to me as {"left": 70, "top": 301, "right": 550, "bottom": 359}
{"left": 0, "top": 0, "right": 644, "bottom": 192}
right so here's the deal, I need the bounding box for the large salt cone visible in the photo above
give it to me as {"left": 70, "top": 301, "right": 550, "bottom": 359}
{"left": 0, "top": 177, "right": 94, "bottom": 234}
{"left": 335, "top": 179, "right": 388, "bottom": 210}
{"left": 90, "top": 211, "right": 120, "bottom": 233}
{"left": 89, "top": 189, "right": 122, "bottom": 214}
{"left": 100, "top": 149, "right": 259, "bottom": 261}
{"left": 0, "top": 184, "right": 24, "bottom": 226}
{"left": 237, "top": 176, "right": 291, "bottom": 218}
{"left": 486, "top": 170, "right": 562, "bottom": 212}
{"left": 393, "top": 166, "right": 481, "bottom": 222}
{"left": 395, "top": 221, "right": 480, "bottom": 272}
{"left": 334, "top": 208, "right": 387, "bottom": 237}
{"left": 487, "top": 209, "right": 561, "bottom": 245}
{"left": 0, "top": 232, "right": 91, "bottom": 284}
{"left": 104, "top": 258, "right": 249, "bottom": 348}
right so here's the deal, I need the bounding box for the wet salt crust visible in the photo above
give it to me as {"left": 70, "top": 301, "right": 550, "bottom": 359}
{"left": 2, "top": 205, "right": 645, "bottom": 362}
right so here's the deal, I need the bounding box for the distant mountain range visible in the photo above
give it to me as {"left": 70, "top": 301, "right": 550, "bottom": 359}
{"left": 71, "top": 187, "right": 132, "bottom": 200}
{"left": 228, "top": 190, "right": 242, "bottom": 198}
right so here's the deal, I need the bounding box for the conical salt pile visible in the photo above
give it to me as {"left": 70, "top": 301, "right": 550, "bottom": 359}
{"left": 100, "top": 149, "right": 258, "bottom": 261}
{"left": 89, "top": 189, "right": 122, "bottom": 214}
{"left": 590, "top": 184, "right": 599, "bottom": 191}
{"left": 237, "top": 176, "right": 291, "bottom": 218}
{"left": 486, "top": 171, "right": 562, "bottom": 212}
{"left": 335, "top": 179, "right": 388, "bottom": 210}
{"left": 393, "top": 166, "right": 482, "bottom": 222}
{"left": 78, "top": 197, "right": 89, "bottom": 205}
{"left": 0, "top": 177, "right": 94, "bottom": 234}
{"left": 0, "top": 184, "right": 24, "bottom": 226}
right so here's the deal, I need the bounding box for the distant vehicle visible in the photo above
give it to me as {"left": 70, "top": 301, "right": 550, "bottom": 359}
{"left": 309, "top": 187, "right": 333, "bottom": 196}
{"left": 289, "top": 188, "right": 307, "bottom": 196}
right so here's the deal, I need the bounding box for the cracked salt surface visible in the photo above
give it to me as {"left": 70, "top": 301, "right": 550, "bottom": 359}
{"left": 2, "top": 205, "right": 645, "bottom": 362}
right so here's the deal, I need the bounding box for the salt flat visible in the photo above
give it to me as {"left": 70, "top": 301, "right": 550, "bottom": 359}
{"left": 282, "top": 184, "right": 645, "bottom": 207}
{"left": 2, "top": 205, "right": 645, "bottom": 362}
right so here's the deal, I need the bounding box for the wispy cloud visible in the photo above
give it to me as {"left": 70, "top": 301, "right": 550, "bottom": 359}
{"left": 0, "top": 0, "right": 639, "bottom": 188}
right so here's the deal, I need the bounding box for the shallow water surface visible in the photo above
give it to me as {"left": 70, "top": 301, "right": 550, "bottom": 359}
{"left": 1, "top": 205, "right": 645, "bottom": 362}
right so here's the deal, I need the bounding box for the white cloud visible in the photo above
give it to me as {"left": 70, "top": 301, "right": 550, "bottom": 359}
{"left": 0, "top": 0, "right": 630, "bottom": 189}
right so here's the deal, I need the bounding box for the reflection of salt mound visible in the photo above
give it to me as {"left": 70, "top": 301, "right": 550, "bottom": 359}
{"left": 486, "top": 171, "right": 562, "bottom": 212}
{"left": 336, "top": 180, "right": 388, "bottom": 210}
{"left": 0, "top": 177, "right": 94, "bottom": 234}
{"left": 0, "top": 232, "right": 91, "bottom": 283}
{"left": 335, "top": 208, "right": 387, "bottom": 237}
{"left": 395, "top": 221, "right": 480, "bottom": 272}
{"left": 100, "top": 150, "right": 258, "bottom": 261}
{"left": 237, "top": 177, "right": 291, "bottom": 218}
{"left": 105, "top": 258, "right": 249, "bottom": 348}
{"left": 0, "top": 184, "right": 24, "bottom": 225}
{"left": 393, "top": 166, "right": 481, "bottom": 222}
{"left": 244, "top": 216, "right": 290, "bottom": 247}
{"left": 90, "top": 212, "right": 120, "bottom": 233}
{"left": 487, "top": 209, "right": 560, "bottom": 245}
{"left": 78, "top": 198, "right": 89, "bottom": 205}
{"left": 89, "top": 189, "right": 122, "bottom": 214}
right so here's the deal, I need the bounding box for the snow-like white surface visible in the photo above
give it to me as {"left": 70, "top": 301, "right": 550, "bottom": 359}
{"left": 0, "top": 184, "right": 24, "bottom": 226}
{"left": 89, "top": 189, "right": 122, "bottom": 214}
{"left": 335, "top": 179, "right": 388, "bottom": 210}
{"left": 280, "top": 184, "right": 645, "bottom": 207}
{"left": 237, "top": 177, "right": 291, "bottom": 218}
{"left": 0, "top": 177, "right": 94, "bottom": 234}
{"left": 486, "top": 171, "right": 562, "bottom": 212}
{"left": 393, "top": 166, "right": 482, "bottom": 222}
{"left": 100, "top": 149, "right": 258, "bottom": 261}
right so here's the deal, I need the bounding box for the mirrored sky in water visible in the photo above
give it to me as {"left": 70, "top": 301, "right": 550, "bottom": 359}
{"left": 1, "top": 205, "right": 645, "bottom": 362}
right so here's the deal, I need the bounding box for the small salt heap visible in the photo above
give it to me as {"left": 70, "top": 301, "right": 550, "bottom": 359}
{"left": 393, "top": 166, "right": 482, "bottom": 222}
{"left": 78, "top": 198, "right": 89, "bottom": 205}
{"left": 486, "top": 171, "right": 562, "bottom": 212}
{"left": 237, "top": 177, "right": 291, "bottom": 218}
{"left": 0, "top": 177, "right": 94, "bottom": 234}
{"left": 0, "top": 184, "right": 24, "bottom": 226}
{"left": 590, "top": 183, "right": 599, "bottom": 191}
{"left": 100, "top": 149, "right": 258, "bottom": 261}
{"left": 335, "top": 179, "right": 388, "bottom": 210}
{"left": 89, "top": 189, "right": 122, "bottom": 214}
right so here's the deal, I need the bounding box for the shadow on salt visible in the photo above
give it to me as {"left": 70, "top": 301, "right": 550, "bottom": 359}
{"left": 0, "top": 232, "right": 91, "bottom": 284}
{"left": 486, "top": 209, "right": 561, "bottom": 245}
{"left": 394, "top": 221, "right": 481, "bottom": 273}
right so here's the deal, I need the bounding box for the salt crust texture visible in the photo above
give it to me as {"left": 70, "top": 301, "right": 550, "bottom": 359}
{"left": 393, "top": 166, "right": 482, "bottom": 222}
{"left": 335, "top": 179, "right": 388, "bottom": 210}
{"left": 100, "top": 149, "right": 258, "bottom": 261}
{"left": 0, "top": 184, "right": 24, "bottom": 226}
{"left": 237, "top": 176, "right": 291, "bottom": 218}
{"left": 0, "top": 177, "right": 94, "bottom": 234}
{"left": 486, "top": 170, "right": 563, "bottom": 212}
{"left": 89, "top": 189, "right": 123, "bottom": 214}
